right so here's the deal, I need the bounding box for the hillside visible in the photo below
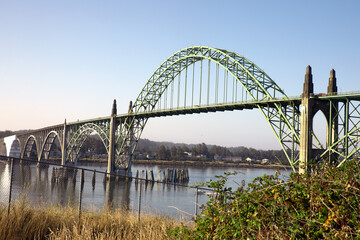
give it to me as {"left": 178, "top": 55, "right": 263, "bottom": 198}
{"left": 0, "top": 131, "right": 289, "bottom": 165}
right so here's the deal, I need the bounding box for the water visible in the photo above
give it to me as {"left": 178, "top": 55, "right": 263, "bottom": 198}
{"left": 0, "top": 161, "right": 291, "bottom": 219}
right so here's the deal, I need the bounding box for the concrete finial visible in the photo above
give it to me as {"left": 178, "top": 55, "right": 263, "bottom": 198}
{"left": 111, "top": 99, "right": 117, "bottom": 116}
{"left": 328, "top": 69, "right": 337, "bottom": 94}
{"left": 330, "top": 68, "right": 335, "bottom": 77}
{"left": 306, "top": 65, "right": 312, "bottom": 74}
{"left": 303, "top": 65, "right": 313, "bottom": 98}
{"left": 128, "top": 101, "right": 133, "bottom": 113}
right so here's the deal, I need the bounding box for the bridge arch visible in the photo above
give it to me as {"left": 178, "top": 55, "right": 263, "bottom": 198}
{"left": 1, "top": 135, "right": 21, "bottom": 157}
{"left": 133, "top": 46, "right": 287, "bottom": 112}
{"left": 116, "top": 46, "right": 301, "bottom": 171}
{"left": 312, "top": 109, "right": 328, "bottom": 150}
{"left": 8, "top": 138, "right": 21, "bottom": 157}
{"left": 66, "top": 122, "right": 110, "bottom": 165}
{"left": 39, "top": 131, "right": 62, "bottom": 161}
{"left": 22, "top": 135, "right": 38, "bottom": 160}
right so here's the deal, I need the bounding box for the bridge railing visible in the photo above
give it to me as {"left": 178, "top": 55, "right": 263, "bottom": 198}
{"left": 0, "top": 156, "right": 214, "bottom": 221}
{"left": 146, "top": 95, "right": 302, "bottom": 114}
{"left": 326, "top": 90, "right": 360, "bottom": 96}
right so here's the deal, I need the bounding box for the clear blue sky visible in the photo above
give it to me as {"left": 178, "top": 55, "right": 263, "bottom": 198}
{"left": 1, "top": 1, "right": 359, "bottom": 149}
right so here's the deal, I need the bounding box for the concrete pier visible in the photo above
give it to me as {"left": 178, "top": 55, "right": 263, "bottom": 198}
{"left": 107, "top": 100, "right": 117, "bottom": 174}
{"left": 299, "top": 66, "right": 314, "bottom": 174}
{"left": 326, "top": 69, "right": 338, "bottom": 162}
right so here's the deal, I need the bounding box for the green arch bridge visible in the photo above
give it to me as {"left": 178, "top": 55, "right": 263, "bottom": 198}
{"left": 1, "top": 46, "right": 360, "bottom": 174}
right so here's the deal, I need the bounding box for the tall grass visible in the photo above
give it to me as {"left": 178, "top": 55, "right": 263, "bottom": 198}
{"left": 0, "top": 198, "right": 187, "bottom": 239}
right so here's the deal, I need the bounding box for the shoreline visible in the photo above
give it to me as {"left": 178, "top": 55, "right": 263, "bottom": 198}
{"left": 132, "top": 159, "right": 292, "bottom": 170}
{"left": 5, "top": 158, "right": 292, "bottom": 170}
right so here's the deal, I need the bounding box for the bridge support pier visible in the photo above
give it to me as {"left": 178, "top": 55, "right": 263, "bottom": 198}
{"left": 299, "top": 66, "right": 314, "bottom": 174}
{"left": 61, "top": 120, "right": 67, "bottom": 166}
{"left": 107, "top": 100, "right": 117, "bottom": 175}
{"left": 326, "top": 69, "right": 338, "bottom": 163}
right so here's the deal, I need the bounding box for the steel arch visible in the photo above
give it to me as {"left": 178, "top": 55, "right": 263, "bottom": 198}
{"left": 22, "top": 135, "right": 38, "bottom": 159}
{"left": 133, "top": 46, "right": 286, "bottom": 111}
{"left": 39, "top": 131, "right": 61, "bottom": 161}
{"left": 66, "top": 122, "right": 110, "bottom": 164}
{"left": 117, "top": 46, "right": 301, "bottom": 170}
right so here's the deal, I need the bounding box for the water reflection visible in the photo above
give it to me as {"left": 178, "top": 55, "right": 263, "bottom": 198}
{"left": 104, "top": 177, "right": 131, "bottom": 210}
{"left": 0, "top": 161, "right": 132, "bottom": 210}
{"left": 0, "top": 163, "right": 10, "bottom": 200}
{"left": 0, "top": 161, "right": 291, "bottom": 218}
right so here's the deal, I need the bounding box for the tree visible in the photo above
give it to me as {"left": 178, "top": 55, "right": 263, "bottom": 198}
{"left": 157, "top": 145, "right": 170, "bottom": 160}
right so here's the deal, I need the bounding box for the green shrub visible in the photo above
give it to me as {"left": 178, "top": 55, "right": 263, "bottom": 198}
{"left": 172, "top": 161, "right": 360, "bottom": 239}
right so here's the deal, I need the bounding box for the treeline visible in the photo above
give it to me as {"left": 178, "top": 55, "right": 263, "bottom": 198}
{"left": 0, "top": 131, "right": 290, "bottom": 165}
{"left": 0, "top": 130, "right": 25, "bottom": 138}
{"left": 137, "top": 139, "right": 290, "bottom": 165}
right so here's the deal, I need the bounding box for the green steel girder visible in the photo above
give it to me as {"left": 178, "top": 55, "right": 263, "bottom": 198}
{"left": 320, "top": 99, "right": 360, "bottom": 166}
{"left": 115, "top": 46, "right": 302, "bottom": 170}
{"left": 66, "top": 122, "right": 110, "bottom": 164}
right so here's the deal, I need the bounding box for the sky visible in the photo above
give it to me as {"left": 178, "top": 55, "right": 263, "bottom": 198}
{"left": 1, "top": 0, "right": 359, "bottom": 150}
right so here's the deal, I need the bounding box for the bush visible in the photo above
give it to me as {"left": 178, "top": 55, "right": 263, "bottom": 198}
{"left": 172, "top": 161, "right": 360, "bottom": 239}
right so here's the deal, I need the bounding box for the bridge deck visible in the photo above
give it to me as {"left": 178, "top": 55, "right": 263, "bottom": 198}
{"left": 12, "top": 92, "right": 360, "bottom": 137}
{"left": 131, "top": 97, "right": 302, "bottom": 118}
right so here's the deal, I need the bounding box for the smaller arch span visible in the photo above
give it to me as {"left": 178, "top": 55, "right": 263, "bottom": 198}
{"left": 66, "top": 122, "right": 110, "bottom": 165}
{"left": 3, "top": 135, "right": 21, "bottom": 157}
{"left": 39, "top": 131, "right": 62, "bottom": 162}
{"left": 22, "top": 135, "right": 38, "bottom": 160}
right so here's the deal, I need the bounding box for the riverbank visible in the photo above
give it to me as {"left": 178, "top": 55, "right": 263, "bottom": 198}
{"left": 70, "top": 158, "right": 292, "bottom": 170}
{"left": 132, "top": 159, "right": 292, "bottom": 169}
{"left": 0, "top": 198, "right": 185, "bottom": 240}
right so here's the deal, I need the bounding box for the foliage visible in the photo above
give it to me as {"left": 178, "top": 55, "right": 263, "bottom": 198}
{"left": 0, "top": 198, "right": 182, "bottom": 240}
{"left": 137, "top": 139, "right": 289, "bottom": 164}
{"left": 172, "top": 161, "right": 360, "bottom": 239}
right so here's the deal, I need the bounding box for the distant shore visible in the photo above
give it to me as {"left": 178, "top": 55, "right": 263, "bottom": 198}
{"left": 132, "top": 159, "right": 292, "bottom": 170}
{"left": 74, "top": 158, "right": 291, "bottom": 169}
{"left": 3, "top": 157, "right": 291, "bottom": 170}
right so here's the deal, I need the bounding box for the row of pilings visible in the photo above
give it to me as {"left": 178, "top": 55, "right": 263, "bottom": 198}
{"left": 51, "top": 167, "right": 77, "bottom": 184}
{"left": 51, "top": 166, "right": 189, "bottom": 190}
{"left": 51, "top": 167, "right": 96, "bottom": 191}
{"left": 134, "top": 168, "right": 189, "bottom": 184}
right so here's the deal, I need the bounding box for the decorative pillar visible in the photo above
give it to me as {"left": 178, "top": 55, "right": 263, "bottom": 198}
{"left": 326, "top": 69, "right": 338, "bottom": 162}
{"left": 61, "top": 119, "right": 67, "bottom": 166}
{"left": 299, "top": 66, "right": 314, "bottom": 174}
{"left": 107, "top": 100, "right": 117, "bottom": 174}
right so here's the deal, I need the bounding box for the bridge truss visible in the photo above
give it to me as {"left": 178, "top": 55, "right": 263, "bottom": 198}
{"left": 1, "top": 46, "right": 359, "bottom": 173}
{"left": 118, "top": 46, "right": 302, "bottom": 171}
{"left": 318, "top": 94, "right": 360, "bottom": 166}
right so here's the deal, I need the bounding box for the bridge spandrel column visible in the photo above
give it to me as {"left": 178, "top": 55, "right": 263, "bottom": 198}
{"left": 107, "top": 100, "right": 117, "bottom": 174}
{"left": 299, "top": 65, "right": 314, "bottom": 174}
{"left": 61, "top": 120, "right": 67, "bottom": 166}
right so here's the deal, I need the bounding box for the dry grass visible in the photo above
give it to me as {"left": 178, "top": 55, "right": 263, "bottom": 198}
{"left": 0, "top": 198, "right": 188, "bottom": 240}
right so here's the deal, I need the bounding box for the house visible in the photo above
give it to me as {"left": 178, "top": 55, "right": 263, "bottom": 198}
{"left": 184, "top": 152, "right": 192, "bottom": 158}
{"left": 261, "top": 158, "right": 269, "bottom": 164}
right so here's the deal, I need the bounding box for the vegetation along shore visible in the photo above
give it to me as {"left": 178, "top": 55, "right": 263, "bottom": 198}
{"left": 2, "top": 160, "right": 360, "bottom": 239}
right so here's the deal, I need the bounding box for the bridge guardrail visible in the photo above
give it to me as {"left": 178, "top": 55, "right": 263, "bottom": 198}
{"left": 140, "top": 95, "right": 303, "bottom": 113}
{"left": 326, "top": 90, "right": 360, "bottom": 96}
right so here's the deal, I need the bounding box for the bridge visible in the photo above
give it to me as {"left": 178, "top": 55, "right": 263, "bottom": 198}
{"left": 1, "top": 46, "right": 359, "bottom": 174}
